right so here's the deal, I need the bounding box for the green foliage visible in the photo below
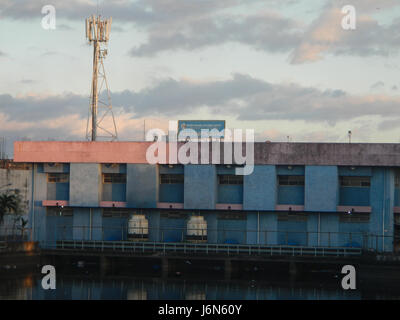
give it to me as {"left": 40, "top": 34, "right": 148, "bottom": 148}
{"left": 0, "top": 192, "right": 20, "bottom": 226}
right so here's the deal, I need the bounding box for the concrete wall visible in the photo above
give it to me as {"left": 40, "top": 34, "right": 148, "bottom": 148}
{"left": 184, "top": 165, "right": 216, "bottom": 210}
{"left": 243, "top": 165, "right": 276, "bottom": 210}
{"left": 14, "top": 141, "right": 400, "bottom": 167}
{"left": 127, "top": 164, "right": 158, "bottom": 208}
{"left": 69, "top": 163, "right": 100, "bottom": 207}
{"left": 305, "top": 166, "right": 338, "bottom": 212}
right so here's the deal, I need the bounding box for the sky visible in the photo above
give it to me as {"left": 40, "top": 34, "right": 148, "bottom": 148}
{"left": 1, "top": 0, "right": 400, "bottom": 157}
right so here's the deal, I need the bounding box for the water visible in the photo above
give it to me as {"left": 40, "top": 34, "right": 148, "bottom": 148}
{"left": 2, "top": 271, "right": 399, "bottom": 300}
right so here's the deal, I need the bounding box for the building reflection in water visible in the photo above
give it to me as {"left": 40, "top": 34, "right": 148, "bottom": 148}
{"left": 0, "top": 274, "right": 368, "bottom": 300}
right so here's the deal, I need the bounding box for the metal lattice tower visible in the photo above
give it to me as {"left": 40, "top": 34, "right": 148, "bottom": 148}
{"left": 85, "top": 15, "right": 118, "bottom": 141}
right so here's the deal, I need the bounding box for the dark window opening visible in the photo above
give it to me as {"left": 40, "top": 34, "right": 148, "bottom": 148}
{"left": 102, "top": 208, "right": 130, "bottom": 218}
{"left": 46, "top": 207, "right": 73, "bottom": 216}
{"left": 278, "top": 175, "right": 304, "bottom": 186}
{"left": 103, "top": 173, "right": 126, "bottom": 184}
{"left": 160, "top": 174, "right": 184, "bottom": 184}
{"left": 339, "top": 213, "right": 370, "bottom": 223}
{"left": 340, "top": 176, "right": 370, "bottom": 187}
{"left": 278, "top": 212, "right": 307, "bottom": 221}
{"left": 218, "top": 175, "right": 243, "bottom": 185}
{"left": 48, "top": 173, "right": 69, "bottom": 183}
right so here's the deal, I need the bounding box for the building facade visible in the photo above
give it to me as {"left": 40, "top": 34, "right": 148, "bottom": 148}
{"left": 12, "top": 141, "right": 400, "bottom": 253}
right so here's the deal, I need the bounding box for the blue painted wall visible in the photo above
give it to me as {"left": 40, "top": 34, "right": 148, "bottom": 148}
{"left": 338, "top": 221, "right": 368, "bottom": 248}
{"left": 159, "top": 184, "right": 184, "bottom": 203}
{"left": 32, "top": 164, "right": 47, "bottom": 243}
{"left": 91, "top": 208, "right": 103, "bottom": 240}
{"left": 217, "top": 218, "right": 246, "bottom": 244}
{"left": 277, "top": 219, "right": 307, "bottom": 246}
{"left": 246, "top": 213, "right": 257, "bottom": 244}
{"left": 147, "top": 211, "right": 160, "bottom": 241}
{"left": 277, "top": 186, "right": 304, "bottom": 205}
{"left": 112, "top": 183, "right": 126, "bottom": 202}
{"left": 73, "top": 208, "right": 90, "bottom": 240}
{"left": 56, "top": 183, "right": 69, "bottom": 201}
{"left": 243, "top": 165, "right": 276, "bottom": 210}
{"left": 319, "top": 214, "right": 339, "bottom": 247}
{"left": 205, "top": 213, "right": 218, "bottom": 243}
{"left": 160, "top": 217, "right": 185, "bottom": 242}
{"left": 369, "top": 168, "right": 394, "bottom": 252}
{"left": 217, "top": 184, "right": 243, "bottom": 204}
{"left": 184, "top": 165, "right": 216, "bottom": 210}
{"left": 102, "top": 216, "right": 127, "bottom": 241}
{"left": 339, "top": 187, "right": 370, "bottom": 206}
{"left": 46, "top": 215, "right": 73, "bottom": 241}
{"left": 127, "top": 164, "right": 158, "bottom": 208}
{"left": 305, "top": 166, "right": 338, "bottom": 212}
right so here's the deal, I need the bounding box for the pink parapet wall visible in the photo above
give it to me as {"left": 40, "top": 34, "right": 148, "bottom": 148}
{"left": 14, "top": 141, "right": 161, "bottom": 164}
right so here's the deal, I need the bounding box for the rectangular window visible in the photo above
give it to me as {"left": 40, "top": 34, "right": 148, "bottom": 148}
{"left": 278, "top": 175, "right": 305, "bottom": 186}
{"left": 160, "top": 174, "right": 184, "bottom": 184}
{"left": 278, "top": 212, "right": 308, "bottom": 221}
{"left": 160, "top": 211, "right": 186, "bottom": 219}
{"left": 102, "top": 208, "right": 130, "bottom": 218}
{"left": 339, "top": 213, "right": 370, "bottom": 223}
{"left": 218, "top": 175, "right": 243, "bottom": 185}
{"left": 340, "top": 176, "right": 370, "bottom": 187}
{"left": 47, "top": 173, "right": 69, "bottom": 183}
{"left": 217, "top": 212, "right": 246, "bottom": 220}
{"left": 46, "top": 207, "right": 73, "bottom": 216}
{"left": 103, "top": 173, "right": 126, "bottom": 184}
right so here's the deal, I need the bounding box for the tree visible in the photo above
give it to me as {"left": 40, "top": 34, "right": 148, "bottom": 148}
{"left": 0, "top": 193, "right": 19, "bottom": 226}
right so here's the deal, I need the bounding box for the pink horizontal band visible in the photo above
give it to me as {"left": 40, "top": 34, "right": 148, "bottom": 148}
{"left": 157, "top": 202, "right": 184, "bottom": 209}
{"left": 216, "top": 204, "right": 243, "bottom": 210}
{"left": 99, "top": 201, "right": 127, "bottom": 208}
{"left": 42, "top": 200, "right": 69, "bottom": 207}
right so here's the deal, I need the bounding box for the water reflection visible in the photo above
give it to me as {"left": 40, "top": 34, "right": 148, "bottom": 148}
{"left": 0, "top": 273, "right": 365, "bottom": 300}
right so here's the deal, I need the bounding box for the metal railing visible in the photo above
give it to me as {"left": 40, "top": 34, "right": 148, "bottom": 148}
{"left": 32, "top": 225, "right": 399, "bottom": 253}
{"left": 44, "top": 240, "right": 363, "bottom": 257}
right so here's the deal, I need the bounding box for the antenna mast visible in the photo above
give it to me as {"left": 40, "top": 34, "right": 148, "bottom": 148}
{"left": 85, "top": 14, "right": 118, "bottom": 141}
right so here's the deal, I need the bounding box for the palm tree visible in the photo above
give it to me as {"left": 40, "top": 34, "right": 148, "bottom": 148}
{"left": 0, "top": 193, "right": 18, "bottom": 226}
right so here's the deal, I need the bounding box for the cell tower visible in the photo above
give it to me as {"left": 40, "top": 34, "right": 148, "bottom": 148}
{"left": 85, "top": 15, "right": 118, "bottom": 141}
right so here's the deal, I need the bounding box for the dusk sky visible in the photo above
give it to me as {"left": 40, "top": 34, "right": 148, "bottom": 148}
{"left": 1, "top": 0, "right": 400, "bottom": 156}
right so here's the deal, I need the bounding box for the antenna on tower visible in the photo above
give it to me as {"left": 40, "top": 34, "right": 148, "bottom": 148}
{"left": 85, "top": 14, "right": 118, "bottom": 141}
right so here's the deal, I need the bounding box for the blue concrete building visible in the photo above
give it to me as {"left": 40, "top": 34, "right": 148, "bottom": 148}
{"left": 13, "top": 141, "right": 400, "bottom": 253}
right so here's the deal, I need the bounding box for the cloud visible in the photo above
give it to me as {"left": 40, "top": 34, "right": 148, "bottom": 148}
{"left": 20, "top": 79, "right": 36, "bottom": 84}
{"left": 370, "top": 81, "right": 385, "bottom": 89}
{"left": 2, "top": 74, "right": 400, "bottom": 138}
{"left": 2, "top": 0, "right": 398, "bottom": 62}
{"left": 290, "top": 0, "right": 400, "bottom": 64}
{"left": 0, "top": 92, "right": 87, "bottom": 121}
{"left": 130, "top": 12, "right": 303, "bottom": 56}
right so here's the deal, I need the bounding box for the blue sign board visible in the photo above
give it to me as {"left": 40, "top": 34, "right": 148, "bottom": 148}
{"left": 178, "top": 120, "right": 226, "bottom": 139}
